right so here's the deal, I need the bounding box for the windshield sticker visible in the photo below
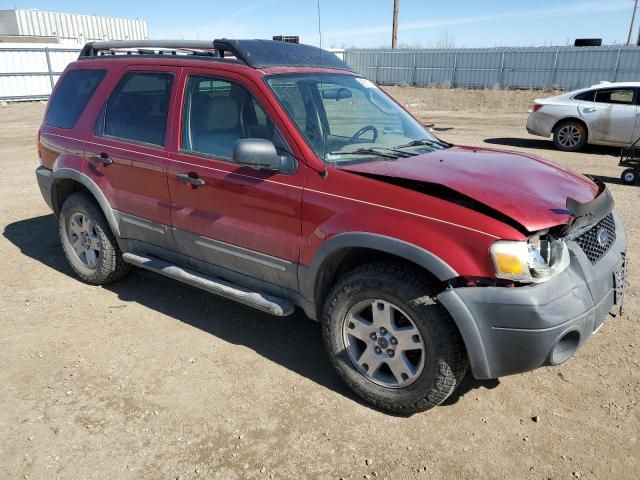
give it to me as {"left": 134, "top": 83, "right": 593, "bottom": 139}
{"left": 355, "top": 78, "right": 376, "bottom": 89}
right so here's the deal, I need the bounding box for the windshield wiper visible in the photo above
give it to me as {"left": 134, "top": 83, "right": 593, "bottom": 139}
{"left": 394, "top": 138, "right": 449, "bottom": 149}
{"left": 328, "top": 148, "right": 399, "bottom": 160}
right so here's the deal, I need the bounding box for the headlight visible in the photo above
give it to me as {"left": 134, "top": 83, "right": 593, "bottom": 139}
{"left": 490, "top": 232, "right": 569, "bottom": 283}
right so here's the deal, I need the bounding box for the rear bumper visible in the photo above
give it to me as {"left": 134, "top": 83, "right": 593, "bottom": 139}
{"left": 36, "top": 166, "right": 54, "bottom": 211}
{"left": 526, "top": 112, "right": 553, "bottom": 138}
{"left": 439, "top": 212, "right": 627, "bottom": 379}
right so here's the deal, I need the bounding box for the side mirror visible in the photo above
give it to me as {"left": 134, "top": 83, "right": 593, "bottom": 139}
{"left": 232, "top": 138, "right": 295, "bottom": 173}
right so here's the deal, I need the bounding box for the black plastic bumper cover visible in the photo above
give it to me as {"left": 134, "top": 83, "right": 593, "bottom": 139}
{"left": 439, "top": 212, "right": 627, "bottom": 379}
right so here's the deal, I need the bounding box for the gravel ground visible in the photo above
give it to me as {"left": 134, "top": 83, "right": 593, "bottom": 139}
{"left": 1, "top": 94, "right": 638, "bottom": 480}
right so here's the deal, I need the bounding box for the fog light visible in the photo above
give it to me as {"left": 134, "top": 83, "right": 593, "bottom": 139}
{"left": 549, "top": 331, "right": 580, "bottom": 365}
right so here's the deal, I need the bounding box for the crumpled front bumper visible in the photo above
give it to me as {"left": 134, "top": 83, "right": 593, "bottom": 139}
{"left": 439, "top": 212, "right": 627, "bottom": 379}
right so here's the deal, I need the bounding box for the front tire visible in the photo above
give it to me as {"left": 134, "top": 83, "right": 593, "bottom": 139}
{"left": 322, "top": 263, "right": 467, "bottom": 415}
{"left": 553, "top": 120, "right": 587, "bottom": 151}
{"left": 59, "top": 192, "right": 130, "bottom": 285}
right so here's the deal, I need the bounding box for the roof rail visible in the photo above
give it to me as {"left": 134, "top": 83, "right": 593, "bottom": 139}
{"left": 79, "top": 39, "right": 352, "bottom": 71}
{"left": 79, "top": 40, "right": 219, "bottom": 58}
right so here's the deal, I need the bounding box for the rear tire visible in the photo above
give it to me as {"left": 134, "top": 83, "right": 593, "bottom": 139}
{"left": 59, "top": 192, "right": 130, "bottom": 285}
{"left": 553, "top": 120, "right": 587, "bottom": 152}
{"left": 322, "top": 263, "right": 468, "bottom": 415}
{"left": 620, "top": 168, "right": 638, "bottom": 185}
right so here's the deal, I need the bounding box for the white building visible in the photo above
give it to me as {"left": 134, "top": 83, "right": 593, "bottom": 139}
{"left": 0, "top": 9, "right": 149, "bottom": 100}
{"left": 0, "top": 9, "right": 148, "bottom": 46}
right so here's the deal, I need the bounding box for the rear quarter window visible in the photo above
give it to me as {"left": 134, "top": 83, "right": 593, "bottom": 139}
{"left": 573, "top": 90, "right": 595, "bottom": 101}
{"left": 45, "top": 69, "right": 106, "bottom": 128}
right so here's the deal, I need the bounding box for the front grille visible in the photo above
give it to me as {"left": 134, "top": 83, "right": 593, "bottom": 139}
{"left": 574, "top": 213, "right": 616, "bottom": 264}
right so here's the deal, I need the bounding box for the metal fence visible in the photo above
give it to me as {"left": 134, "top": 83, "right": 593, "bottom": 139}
{"left": 0, "top": 46, "right": 81, "bottom": 101}
{"left": 345, "top": 46, "right": 640, "bottom": 90}
{"left": 0, "top": 46, "right": 344, "bottom": 102}
{"left": 4, "top": 45, "right": 640, "bottom": 101}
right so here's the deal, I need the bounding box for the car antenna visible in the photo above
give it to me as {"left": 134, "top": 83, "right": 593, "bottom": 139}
{"left": 317, "top": 0, "right": 328, "bottom": 179}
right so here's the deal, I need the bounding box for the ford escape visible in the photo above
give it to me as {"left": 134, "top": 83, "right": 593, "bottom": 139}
{"left": 36, "top": 39, "right": 627, "bottom": 414}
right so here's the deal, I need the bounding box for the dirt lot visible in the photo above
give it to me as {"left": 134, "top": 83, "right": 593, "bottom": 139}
{"left": 1, "top": 90, "right": 639, "bottom": 480}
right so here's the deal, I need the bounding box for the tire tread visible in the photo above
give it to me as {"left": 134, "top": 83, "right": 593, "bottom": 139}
{"left": 322, "top": 262, "right": 467, "bottom": 414}
{"left": 59, "top": 192, "right": 130, "bottom": 285}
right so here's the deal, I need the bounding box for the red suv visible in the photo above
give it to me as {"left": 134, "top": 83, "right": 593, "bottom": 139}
{"left": 36, "top": 39, "right": 627, "bottom": 414}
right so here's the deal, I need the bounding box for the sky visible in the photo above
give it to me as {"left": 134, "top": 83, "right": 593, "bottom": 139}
{"left": 3, "top": 0, "right": 639, "bottom": 48}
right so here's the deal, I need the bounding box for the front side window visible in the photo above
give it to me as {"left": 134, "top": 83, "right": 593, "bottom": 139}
{"left": 266, "top": 74, "right": 446, "bottom": 164}
{"left": 46, "top": 69, "right": 105, "bottom": 128}
{"left": 594, "top": 88, "right": 635, "bottom": 105}
{"left": 181, "top": 75, "right": 287, "bottom": 160}
{"left": 98, "top": 72, "right": 173, "bottom": 146}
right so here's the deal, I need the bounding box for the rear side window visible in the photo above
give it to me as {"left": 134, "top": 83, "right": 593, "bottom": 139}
{"left": 46, "top": 69, "right": 105, "bottom": 128}
{"left": 97, "top": 72, "right": 173, "bottom": 146}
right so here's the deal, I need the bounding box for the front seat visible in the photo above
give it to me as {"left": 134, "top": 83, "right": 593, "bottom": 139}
{"left": 193, "top": 95, "right": 241, "bottom": 158}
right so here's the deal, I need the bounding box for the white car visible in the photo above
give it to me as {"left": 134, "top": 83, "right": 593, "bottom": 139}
{"left": 527, "top": 82, "right": 640, "bottom": 151}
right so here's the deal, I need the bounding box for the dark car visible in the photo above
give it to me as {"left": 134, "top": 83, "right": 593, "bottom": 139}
{"left": 35, "top": 39, "right": 627, "bottom": 414}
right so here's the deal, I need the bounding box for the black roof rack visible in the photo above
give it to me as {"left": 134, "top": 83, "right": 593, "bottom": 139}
{"left": 79, "top": 39, "right": 352, "bottom": 71}
{"left": 213, "top": 39, "right": 351, "bottom": 70}
{"left": 78, "top": 40, "right": 218, "bottom": 58}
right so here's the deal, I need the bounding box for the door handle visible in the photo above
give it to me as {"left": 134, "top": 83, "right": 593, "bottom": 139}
{"left": 583, "top": 107, "right": 597, "bottom": 113}
{"left": 177, "top": 173, "right": 205, "bottom": 188}
{"left": 89, "top": 152, "right": 113, "bottom": 166}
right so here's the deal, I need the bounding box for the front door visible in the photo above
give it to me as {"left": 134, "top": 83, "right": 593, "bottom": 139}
{"left": 165, "top": 68, "right": 306, "bottom": 290}
{"left": 84, "top": 65, "right": 178, "bottom": 250}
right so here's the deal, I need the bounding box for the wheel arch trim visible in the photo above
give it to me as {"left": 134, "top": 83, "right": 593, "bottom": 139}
{"left": 299, "top": 232, "right": 459, "bottom": 302}
{"left": 553, "top": 117, "right": 589, "bottom": 138}
{"left": 437, "top": 288, "right": 492, "bottom": 379}
{"left": 50, "top": 168, "right": 120, "bottom": 237}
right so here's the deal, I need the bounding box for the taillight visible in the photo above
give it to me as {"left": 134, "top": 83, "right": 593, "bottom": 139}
{"left": 531, "top": 103, "right": 544, "bottom": 113}
{"left": 36, "top": 129, "right": 42, "bottom": 161}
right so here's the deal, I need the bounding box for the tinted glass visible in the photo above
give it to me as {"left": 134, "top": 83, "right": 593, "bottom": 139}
{"left": 46, "top": 69, "right": 105, "bottom": 128}
{"left": 100, "top": 72, "right": 173, "bottom": 146}
{"left": 574, "top": 90, "right": 595, "bottom": 101}
{"left": 594, "top": 89, "right": 634, "bottom": 105}
{"left": 181, "top": 75, "right": 286, "bottom": 159}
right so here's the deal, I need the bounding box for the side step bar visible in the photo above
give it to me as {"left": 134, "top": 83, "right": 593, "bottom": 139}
{"left": 122, "top": 253, "right": 294, "bottom": 317}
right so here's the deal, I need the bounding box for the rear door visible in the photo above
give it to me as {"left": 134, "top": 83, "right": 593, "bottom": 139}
{"left": 579, "top": 87, "right": 637, "bottom": 144}
{"left": 165, "top": 68, "right": 306, "bottom": 290}
{"left": 84, "top": 65, "right": 178, "bottom": 250}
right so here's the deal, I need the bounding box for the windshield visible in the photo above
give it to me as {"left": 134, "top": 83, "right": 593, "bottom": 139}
{"left": 266, "top": 74, "right": 447, "bottom": 164}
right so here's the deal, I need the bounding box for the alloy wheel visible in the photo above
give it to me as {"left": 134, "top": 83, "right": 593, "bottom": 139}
{"left": 557, "top": 125, "right": 582, "bottom": 149}
{"left": 342, "top": 299, "right": 425, "bottom": 388}
{"left": 67, "top": 212, "right": 101, "bottom": 269}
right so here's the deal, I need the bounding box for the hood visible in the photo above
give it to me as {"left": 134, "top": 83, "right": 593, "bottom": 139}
{"left": 337, "top": 146, "right": 599, "bottom": 233}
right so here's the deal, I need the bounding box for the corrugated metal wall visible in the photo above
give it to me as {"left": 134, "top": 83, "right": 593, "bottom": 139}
{"left": 0, "top": 10, "right": 149, "bottom": 101}
{"left": 0, "top": 46, "right": 80, "bottom": 100}
{"left": 0, "top": 47, "right": 347, "bottom": 102}
{"left": 3, "top": 45, "right": 639, "bottom": 101}
{"left": 3, "top": 9, "right": 148, "bottom": 43}
{"left": 346, "top": 46, "right": 640, "bottom": 90}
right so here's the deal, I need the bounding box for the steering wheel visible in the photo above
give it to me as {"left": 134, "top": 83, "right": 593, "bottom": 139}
{"left": 348, "top": 125, "right": 378, "bottom": 144}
